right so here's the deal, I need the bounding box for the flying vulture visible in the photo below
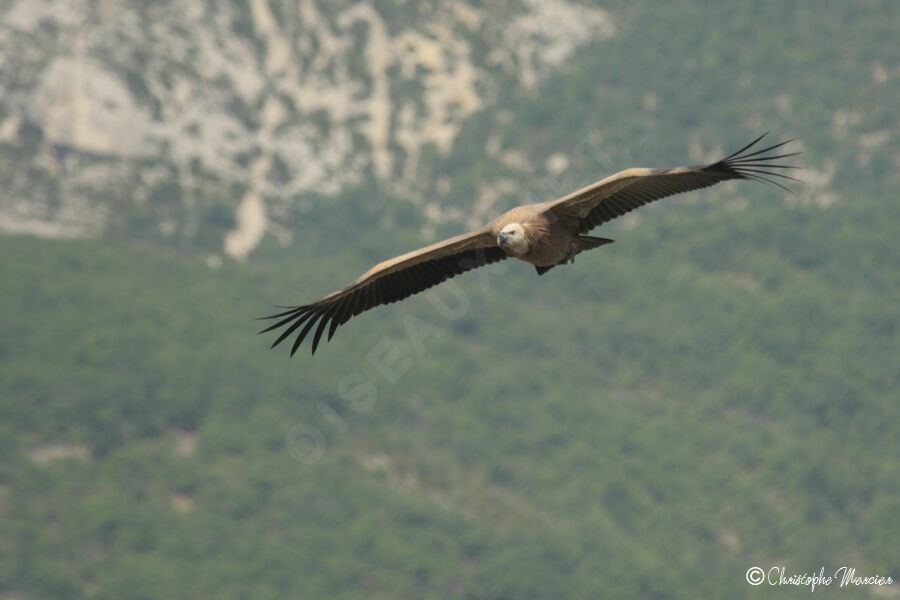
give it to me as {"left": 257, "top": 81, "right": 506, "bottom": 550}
{"left": 261, "top": 133, "right": 798, "bottom": 355}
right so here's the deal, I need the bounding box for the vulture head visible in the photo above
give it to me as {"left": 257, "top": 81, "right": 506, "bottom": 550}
{"left": 498, "top": 223, "right": 528, "bottom": 255}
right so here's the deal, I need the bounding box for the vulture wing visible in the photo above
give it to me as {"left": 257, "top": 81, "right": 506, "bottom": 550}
{"left": 544, "top": 133, "right": 800, "bottom": 232}
{"left": 260, "top": 227, "right": 506, "bottom": 355}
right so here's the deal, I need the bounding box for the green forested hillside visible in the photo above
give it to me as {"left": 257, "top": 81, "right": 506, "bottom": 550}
{"left": 2, "top": 1, "right": 898, "bottom": 599}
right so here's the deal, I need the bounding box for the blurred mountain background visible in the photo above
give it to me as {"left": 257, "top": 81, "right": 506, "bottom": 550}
{"left": 1, "top": 0, "right": 898, "bottom": 598}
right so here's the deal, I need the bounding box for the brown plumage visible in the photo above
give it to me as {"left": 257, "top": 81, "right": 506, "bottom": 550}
{"left": 261, "top": 133, "right": 799, "bottom": 355}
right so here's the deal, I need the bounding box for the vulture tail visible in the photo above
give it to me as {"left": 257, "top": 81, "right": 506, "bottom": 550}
{"left": 534, "top": 237, "right": 614, "bottom": 276}
{"left": 578, "top": 236, "right": 615, "bottom": 251}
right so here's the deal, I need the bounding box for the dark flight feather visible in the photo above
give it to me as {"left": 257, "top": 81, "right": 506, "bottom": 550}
{"left": 259, "top": 245, "right": 508, "bottom": 355}
{"left": 559, "top": 133, "right": 799, "bottom": 232}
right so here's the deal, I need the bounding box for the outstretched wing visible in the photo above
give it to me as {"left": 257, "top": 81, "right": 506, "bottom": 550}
{"left": 544, "top": 133, "right": 800, "bottom": 232}
{"left": 260, "top": 228, "right": 507, "bottom": 356}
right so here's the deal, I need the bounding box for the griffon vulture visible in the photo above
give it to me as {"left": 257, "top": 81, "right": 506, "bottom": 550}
{"left": 261, "top": 133, "right": 798, "bottom": 355}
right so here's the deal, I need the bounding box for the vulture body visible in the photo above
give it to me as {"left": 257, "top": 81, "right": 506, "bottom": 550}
{"left": 261, "top": 133, "right": 798, "bottom": 355}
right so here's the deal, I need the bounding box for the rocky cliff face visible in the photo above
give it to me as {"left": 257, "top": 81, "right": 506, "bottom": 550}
{"left": 0, "top": 0, "right": 614, "bottom": 258}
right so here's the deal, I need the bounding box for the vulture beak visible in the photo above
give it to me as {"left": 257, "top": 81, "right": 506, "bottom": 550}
{"left": 497, "top": 232, "right": 508, "bottom": 245}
